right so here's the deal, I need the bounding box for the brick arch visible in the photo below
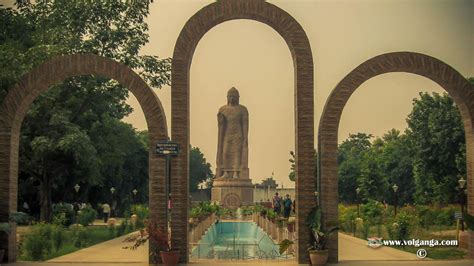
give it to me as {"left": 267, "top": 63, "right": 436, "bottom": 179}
{"left": 170, "top": 0, "right": 315, "bottom": 263}
{"left": 318, "top": 51, "right": 474, "bottom": 262}
{"left": 0, "top": 54, "right": 168, "bottom": 263}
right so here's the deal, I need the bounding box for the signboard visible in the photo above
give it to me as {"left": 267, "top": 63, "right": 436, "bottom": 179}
{"left": 156, "top": 142, "right": 180, "bottom": 156}
{"left": 454, "top": 212, "right": 463, "bottom": 220}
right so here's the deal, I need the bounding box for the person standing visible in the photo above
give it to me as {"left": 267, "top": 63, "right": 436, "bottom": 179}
{"left": 283, "top": 194, "right": 293, "bottom": 218}
{"left": 272, "top": 192, "right": 281, "bottom": 214}
{"left": 102, "top": 203, "right": 111, "bottom": 223}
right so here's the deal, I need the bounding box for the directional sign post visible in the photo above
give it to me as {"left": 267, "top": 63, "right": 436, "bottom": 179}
{"left": 156, "top": 142, "right": 180, "bottom": 156}
{"left": 156, "top": 140, "right": 180, "bottom": 248}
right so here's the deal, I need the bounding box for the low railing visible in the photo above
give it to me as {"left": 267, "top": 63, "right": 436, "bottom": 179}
{"left": 252, "top": 212, "right": 297, "bottom": 255}
{"left": 188, "top": 214, "right": 217, "bottom": 244}
{"left": 189, "top": 241, "right": 293, "bottom": 260}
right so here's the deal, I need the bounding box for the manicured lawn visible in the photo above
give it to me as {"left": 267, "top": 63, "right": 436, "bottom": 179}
{"left": 392, "top": 246, "right": 466, "bottom": 260}
{"left": 342, "top": 225, "right": 466, "bottom": 260}
{"left": 19, "top": 225, "right": 134, "bottom": 261}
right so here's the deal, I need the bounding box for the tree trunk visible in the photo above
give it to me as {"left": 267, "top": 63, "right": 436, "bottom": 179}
{"left": 39, "top": 174, "right": 52, "bottom": 223}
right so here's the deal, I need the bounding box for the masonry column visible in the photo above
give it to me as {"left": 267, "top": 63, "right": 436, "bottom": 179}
{"left": 0, "top": 128, "right": 18, "bottom": 263}
{"left": 170, "top": 54, "right": 189, "bottom": 263}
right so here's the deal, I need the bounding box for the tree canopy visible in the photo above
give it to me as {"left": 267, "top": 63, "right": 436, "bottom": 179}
{"left": 337, "top": 90, "right": 468, "bottom": 206}
{"left": 1, "top": 1, "right": 170, "bottom": 221}
{"left": 190, "top": 146, "right": 213, "bottom": 192}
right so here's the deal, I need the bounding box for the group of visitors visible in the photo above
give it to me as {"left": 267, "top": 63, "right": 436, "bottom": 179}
{"left": 272, "top": 192, "right": 294, "bottom": 218}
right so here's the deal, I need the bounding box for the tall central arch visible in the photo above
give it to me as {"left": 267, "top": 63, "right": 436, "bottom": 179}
{"left": 170, "top": 0, "right": 315, "bottom": 263}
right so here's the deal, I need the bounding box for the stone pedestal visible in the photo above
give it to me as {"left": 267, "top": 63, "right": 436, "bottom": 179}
{"left": 211, "top": 178, "right": 254, "bottom": 208}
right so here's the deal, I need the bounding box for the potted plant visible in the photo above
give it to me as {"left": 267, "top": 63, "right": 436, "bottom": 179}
{"left": 123, "top": 220, "right": 179, "bottom": 265}
{"left": 267, "top": 209, "right": 276, "bottom": 223}
{"left": 306, "top": 206, "right": 338, "bottom": 266}
{"left": 287, "top": 218, "right": 296, "bottom": 232}
{"left": 276, "top": 217, "right": 285, "bottom": 228}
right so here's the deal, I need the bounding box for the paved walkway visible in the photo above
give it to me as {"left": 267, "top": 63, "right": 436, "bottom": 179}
{"left": 47, "top": 233, "right": 147, "bottom": 264}
{"left": 7, "top": 232, "right": 473, "bottom": 266}
{"left": 339, "top": 232, "right": 419, "bottom": 260}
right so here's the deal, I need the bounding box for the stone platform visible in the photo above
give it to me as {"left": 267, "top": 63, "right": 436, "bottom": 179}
{"left": 211, "top": 178, "right": 254, "bottom": 208}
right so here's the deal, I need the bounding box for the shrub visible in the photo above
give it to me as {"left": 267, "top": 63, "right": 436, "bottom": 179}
{"left": 52, "top": 212, "right": 67, "bottom": 226}
{"left": 241, "top": 206, "right": 253, "bottom": 216}
{"left": 131, "top": 204, "right": 149, "bottom": 229}
{"left": 393, "top": 212, "right": 414, "bottom": 240}
{"left": 267, "top": 209, "right": 277, "bottom": 220}
{"left": 415, "top": 205, "right": 435, "bottom": 228}
{"left": 190, "top": 207, "right": 201, "bottom": 219}
{"left": 435, "top": 206, "right": 456, "bottom": 227}
{"left": 10, "top": 212, "right": 31, "bottom": 226}
{"left": 22, "top": 223, "right": 53, "bottom": 260}
{"left": 360, "top": 200, "right": 384, "bottom": 225}
{"left": 210, "top": 202, "right": 219, "bottom": 214}
{"left": 108, "top": 224, "right": 116, "bottom": 238}
{"left": 253, "top": 204, "right": 264, "bottom": 213}
{"left": 71, "top": 225, "right": 89, "bottom": 248}
{"left": 77, "top": 206, "right": 97, "bottom": 226}
{"left": 338, "top": 204, "right": 358, "bottom": 233}
{"left": 362, "top": 221, "right": 371, "bottom": 239}
{"left": 117, "top": 219, "right": 130, "bottom": 237}
{"left": 51, "top": 225, "right": 65, "bottom": 251}
{"left": 52, "top": 203, "right": 75, "bottom": 226}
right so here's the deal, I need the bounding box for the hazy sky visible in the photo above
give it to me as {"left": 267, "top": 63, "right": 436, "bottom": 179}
{"left": 120, "top": 0, "right": 472, "bottom": 188}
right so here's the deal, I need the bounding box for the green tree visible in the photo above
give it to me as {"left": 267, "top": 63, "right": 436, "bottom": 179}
{"left": 1, "top": 1, "right": 170, "bottom": 221}
{"left": 406, "top": 92, "right": 465, "bottom": 204}
{"left": 338, "top": 133, "right": 372, "bottom": 203}
{"left": 189, "top": 146, "right": 213, "bottom": 192}
{"left": 357, "top": 138, "right": 387, "bottom": 202}
{"left": 288, "top": 150, "right": 318, "bottom": 182}
{"left": 378, "top": 129, "right": 415, "bottom": 206}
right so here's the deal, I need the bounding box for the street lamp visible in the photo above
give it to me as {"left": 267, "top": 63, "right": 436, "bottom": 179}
{"left": 110, "top": 187, "right": 116, "bottom": 217}
{"left": 356, "top": 187, "right": 361, "bottom": 217}
{"left": 392, "top": 184, "right": 399, "bottom": 217}
{"left": 132, "top": 189, "right": 138, "bottom": 204}
{"left": 73, "top": 184, "right": 81, "bottom": 204}
{"left": 458, "top": 176, "right": 467, "bottom": 231}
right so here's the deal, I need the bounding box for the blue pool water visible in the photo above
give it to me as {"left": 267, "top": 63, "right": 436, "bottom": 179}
{"left": 190, "top": 221, "right": 280, "bottom": 259}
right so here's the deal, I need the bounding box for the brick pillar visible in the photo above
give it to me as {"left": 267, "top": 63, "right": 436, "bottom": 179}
{"left": 0, "top": 128, "right": 18, "bottom": 263}
{"left": 170, "top": 55, "right": 189, "bottom": 263}
{"left": 466, "top": 121, "right": 474, "bottom": 258}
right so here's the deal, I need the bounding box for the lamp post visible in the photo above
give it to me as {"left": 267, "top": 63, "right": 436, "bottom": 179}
{"left": 355, "top": 187, "right": 361, "bottom": 217}
{"left": 74, "top": 183, "right": 80, "bottom": 201}
{"left": 110, "top": 187, "right": 116, "bottom": 217}
{"left": 133, "top": 189, "right": 138, "bottom": 204}
{"left": 392, "top": 184, "right": 399, "bottom": 217}
{"left": 458, "top": 177, "right": 466, "bottom": 231}
{"left": 73, "top": 184, "right": 81, "bottom": 213}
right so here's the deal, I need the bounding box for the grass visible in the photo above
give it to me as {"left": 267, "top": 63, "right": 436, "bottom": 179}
{"left": 19, "top": 224, "right": 135, "bottom": 261}
{"left": 393, "top": 246, "right": 466, "bottom": 260}
{"left": 341, "top": 224, "right": 466, "bottom": 260}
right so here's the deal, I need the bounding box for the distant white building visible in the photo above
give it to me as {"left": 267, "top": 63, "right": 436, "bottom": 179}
{"left": 253, "top": 176, "right": 295, "bottom": 203}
